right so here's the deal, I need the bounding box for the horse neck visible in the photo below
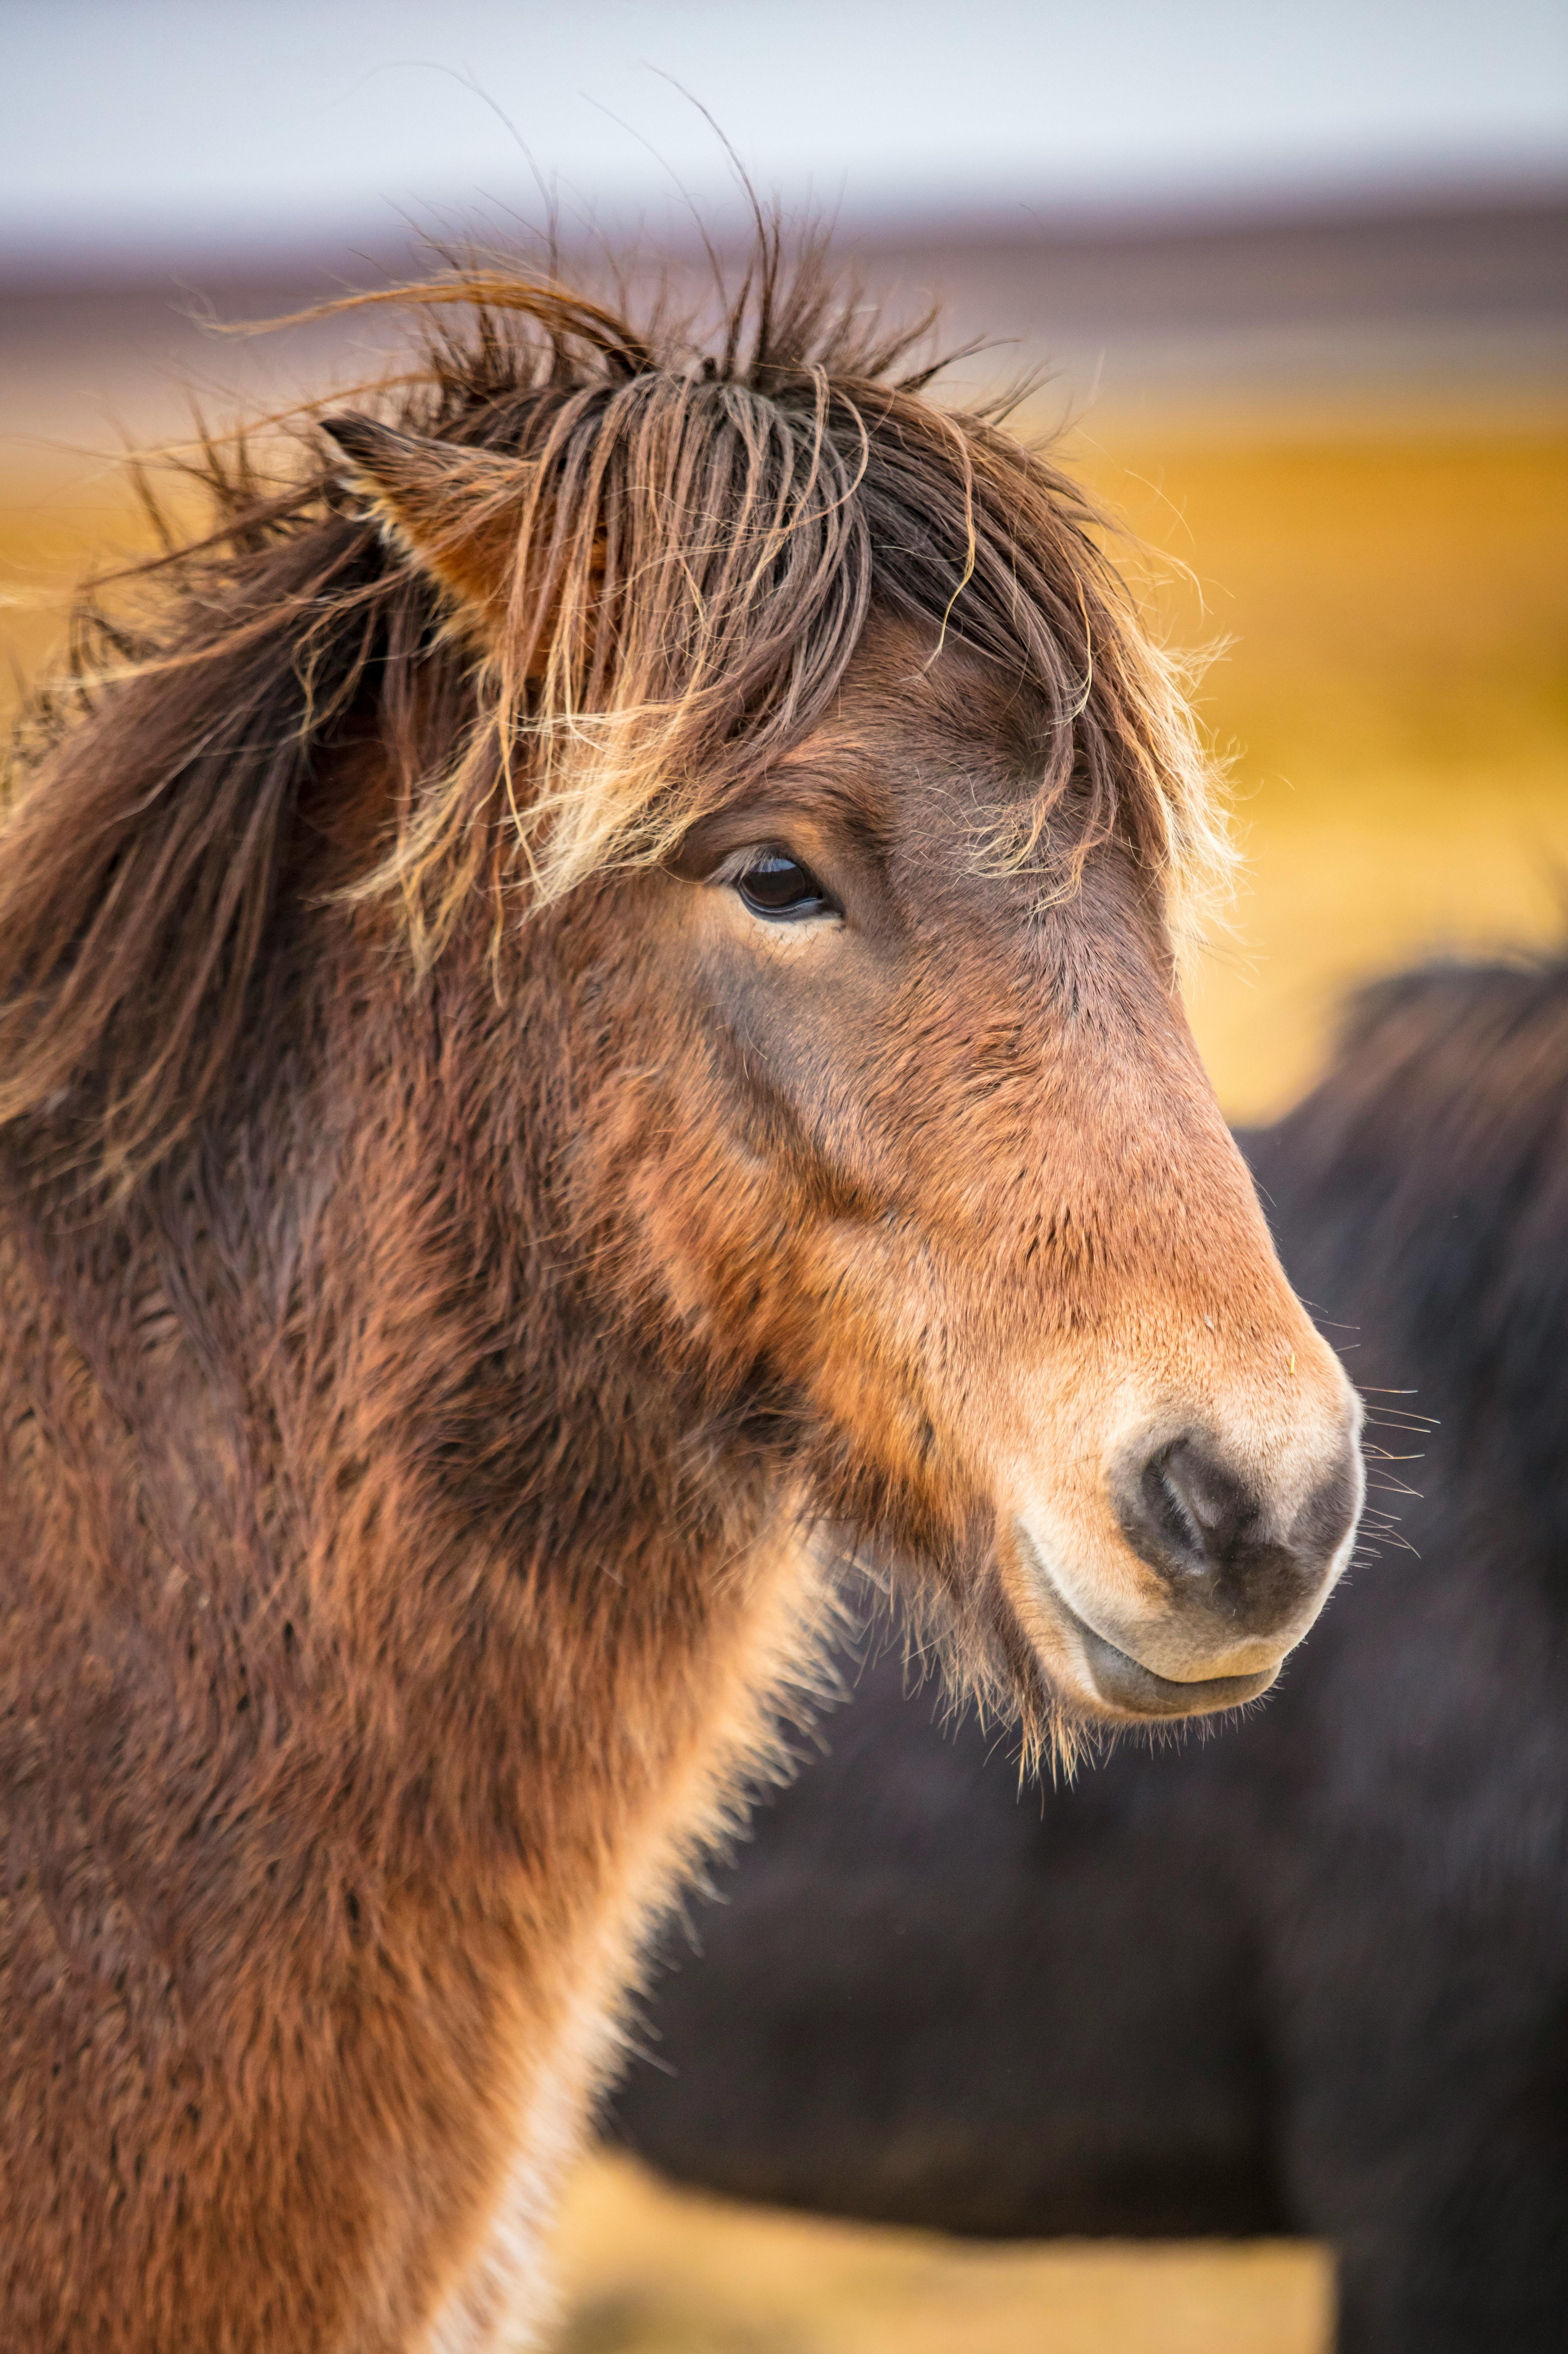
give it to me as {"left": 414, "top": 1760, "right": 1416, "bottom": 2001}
{"left": 11, "top": 901, "right": 815, "bottom": 1927}
{"left": 0, "top": 895, "right": 827, "bottom": 2336}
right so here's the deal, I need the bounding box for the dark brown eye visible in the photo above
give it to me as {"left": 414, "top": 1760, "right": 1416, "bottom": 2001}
{"left": 735, "top": 850, "right": 834, "bottom": 921}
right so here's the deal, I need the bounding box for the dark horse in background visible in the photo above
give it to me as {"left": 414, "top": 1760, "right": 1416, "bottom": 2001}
{"left": 614, "top": 948, "right": 1568, "bottom": 2354}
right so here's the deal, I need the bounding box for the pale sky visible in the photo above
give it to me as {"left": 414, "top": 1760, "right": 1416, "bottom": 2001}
{"left": 6, "top": 0, "right": 1565, "bottom": 265}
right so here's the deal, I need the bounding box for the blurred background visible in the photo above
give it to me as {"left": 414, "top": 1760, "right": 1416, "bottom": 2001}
{"left": 4, "top": 3, "right": 1565, "bottom": 2344}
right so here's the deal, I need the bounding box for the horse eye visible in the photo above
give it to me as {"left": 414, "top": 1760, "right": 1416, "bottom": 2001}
{"left": 734, "top": 850, "right": 833, "bottom": 921}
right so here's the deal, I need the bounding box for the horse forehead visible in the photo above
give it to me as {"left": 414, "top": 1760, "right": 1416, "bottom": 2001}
{"left": 778, "top": 686, "right": 1038, "bottom": 845}
{"left": 814, "top": 608, "right": 1042, "bottom": 764}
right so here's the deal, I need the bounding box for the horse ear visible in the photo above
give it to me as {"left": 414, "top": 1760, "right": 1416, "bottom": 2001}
{"left": 320, "top": 413, "right": 525, "bottom": 646}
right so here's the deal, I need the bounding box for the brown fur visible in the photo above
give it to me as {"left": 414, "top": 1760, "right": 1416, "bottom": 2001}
{"left": 0, "top": 244, "right": 1359, "bottom": 2349}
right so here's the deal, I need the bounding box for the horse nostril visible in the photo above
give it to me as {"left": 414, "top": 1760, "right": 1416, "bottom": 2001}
{"left": 1093, "top": 1418, "right": 1363, "bottom": 1681}
{"left": 1139, "top": 1437, "right": 1246, "bottom": 1571}
{"left": 1116, "top": 1431, "right": 1347, "bottom": 1638}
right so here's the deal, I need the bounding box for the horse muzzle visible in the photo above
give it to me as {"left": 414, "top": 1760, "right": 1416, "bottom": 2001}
{"left": 1013, "top": 1414, "right": 1364, "bottom": 1723}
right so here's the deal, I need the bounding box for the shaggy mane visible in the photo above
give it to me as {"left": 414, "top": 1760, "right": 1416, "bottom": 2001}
{"left": 0, "top": 234, "right": 1230, "bottom": 1182}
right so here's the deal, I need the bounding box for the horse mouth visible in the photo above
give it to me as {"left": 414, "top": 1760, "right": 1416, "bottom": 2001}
{"left": 1014, "top": 1523, "right": 1281, "bottom": 1721}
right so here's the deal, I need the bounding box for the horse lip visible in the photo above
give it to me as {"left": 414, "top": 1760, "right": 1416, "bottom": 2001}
{"left": 1069, "top": 1618, "right": 1281, "bottom": 1719}
{"left": 1014, "top": 1521, "right": 1281, "bottom": 1721}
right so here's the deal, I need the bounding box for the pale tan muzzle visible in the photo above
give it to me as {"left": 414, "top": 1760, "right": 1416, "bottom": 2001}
{"left": 1000, "top": 1324, "right": 1364, "bottom": 1723}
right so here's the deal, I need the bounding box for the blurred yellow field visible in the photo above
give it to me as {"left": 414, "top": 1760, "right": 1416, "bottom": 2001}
{"left": 550, "top": 2152, "right": 1331, "bottom": 2354}
{"left": 1073, "top": 414, "right": 1568, "bottom": 1116}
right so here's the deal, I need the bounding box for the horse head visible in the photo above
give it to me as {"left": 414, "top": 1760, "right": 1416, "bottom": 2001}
{"left": 319, "top": 324, "right": 1360, "bottom": 1749}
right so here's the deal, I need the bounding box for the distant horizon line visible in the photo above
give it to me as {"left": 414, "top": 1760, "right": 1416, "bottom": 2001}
{"left": 4, "top": 161, "right": 1564, "bottom": 298}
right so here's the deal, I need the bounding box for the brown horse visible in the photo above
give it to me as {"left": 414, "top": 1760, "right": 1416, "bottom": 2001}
{"left": 0, "top": 249, "right": 1360, "bottom": 2351}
